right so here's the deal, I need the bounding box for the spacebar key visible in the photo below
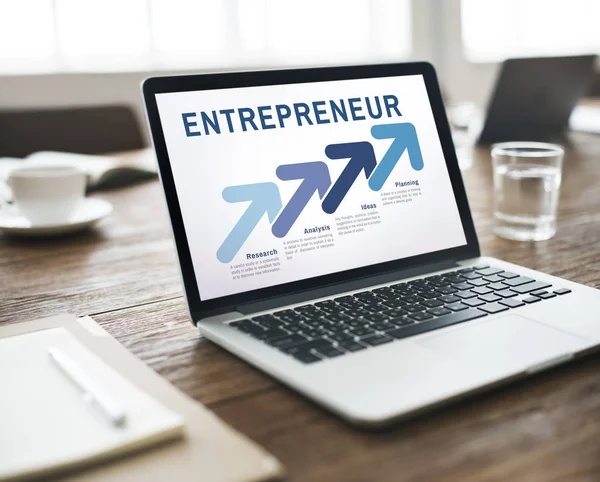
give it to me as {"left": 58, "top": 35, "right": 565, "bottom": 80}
{"left": 387, "top": 309, "right": 487, "bottom": 340}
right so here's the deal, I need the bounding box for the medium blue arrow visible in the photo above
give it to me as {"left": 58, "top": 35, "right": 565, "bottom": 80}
{"left": 321, "top": 141, "right": 377, "bottom": 214}
{"left": 368, "top": 122, "right": 424, "bottom": 192}
{"left": 216, "top": 182, "right": 282, "bottom": 263}
{"left": 271, "top": 162, "right": 331, "bottom": 238}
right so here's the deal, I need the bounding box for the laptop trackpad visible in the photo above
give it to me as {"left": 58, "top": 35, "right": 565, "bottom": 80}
{"left": 418, "top": 314, "right": 585, "bottom": 377}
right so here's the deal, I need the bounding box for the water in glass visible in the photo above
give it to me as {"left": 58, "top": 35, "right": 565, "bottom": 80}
{"left": 492, "top": 142, "right": 563, "bottom": 241}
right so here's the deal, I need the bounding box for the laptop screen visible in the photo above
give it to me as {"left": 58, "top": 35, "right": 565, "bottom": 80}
{"left": 156, "top": 74, "right": 467, "bottom": 301}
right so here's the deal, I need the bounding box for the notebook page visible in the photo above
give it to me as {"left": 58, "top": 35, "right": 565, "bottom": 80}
{"left": 0, "top": 328, "right": 184, "bottom": 481}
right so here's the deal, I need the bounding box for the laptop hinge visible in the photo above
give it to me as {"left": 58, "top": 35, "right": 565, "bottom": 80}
{"left": 236, "top": 260, "right": 458, "bottom": 316}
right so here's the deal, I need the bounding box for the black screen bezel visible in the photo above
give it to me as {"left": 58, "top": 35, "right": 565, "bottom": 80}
{"left": 142, "top": 62, "right": 480, "bottom": 323}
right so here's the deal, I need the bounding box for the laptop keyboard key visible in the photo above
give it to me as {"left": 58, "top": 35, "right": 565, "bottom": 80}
{"left": 327, "top": 332, "right": 354, "bottom": 343}
{"left": 554, "top": 288, "right": 572, "bottom": 295}
{"left": 511, "top": 281, "right": 552, "bottom": 294}
{"left": 252, "top": 314, "right": 279, "bottom": 323}
{"left": 277, "top": 313, "right": 306, "bottom": 323}
{"left": 498, "top": 271, "right": 519, "bottom": 279}
{"left": 363, "top": 313, "right": 389, "bottom": 323}
{"left": 268, "top": 334, "right": 310, "bottom": 348}
{"left": 408, "top": 311, "right": 434, "bottom": 321}
{"left": 503, "top": 276, "right": 535, "bottom": 287}
{"left": 487, "top": 282, "right": 508, "bottom": 291}
{"left": 452, "top": 282, "right": 473, "bottom": 291}
{"left": 292, "top": 352, "right": 323, "bottom": 364}
{"left": 439, "top": 294, "right": 462, "bottom": 303}
{"left": 337, "top": 340, "right": 367, "bottom": 352}
{"left": 462, "top": 297, "right": 485, "bottom": 307}
{"left": 435, "top": 286, "right": 459, "bottom": 295}
{"left": 370, "top": 321, "right": 395, "bottom": 332}
{"left": 420, "top": 299, "right": 444, "bottom": 308}
{"left": 479, "top": 293, "right": 501, "bottom": 303}
{"left": 523, "top": 296, "right": 541, "bottom": 303}
{"left": 496, "top": 289, "right": 518, "bottom": 298}
{"left": 234, "top": 321, "right": 265, "bottom": 335}
{"left": 476, "top": 267, "right": 503, "bottom": 276}
{"left": 323, "top": 313, "right": 347, "bottom": 323}
{"left": 471, "top": 286, "right": 493, "bottom": 295}
{"left": 351, "top": 326, "right": 375, "bottom": 337}
{"left": 384, "top": 308, "right": 409, "bottom": 318}
{"left": 468, "top": 278, "right": 489, "bottom": 287}
{"left": 447, "top": 302, "right": 469, "bottom": 311}
{"left": 316, "top": 346, "right": 346, "bottom": 358}
{"left": 387, "top": 309, "right": 487, "bottom": 340}
{"left": 484, "top": 274, "right": 505, "bottom": 283}
{"left": 499, "top": 298, "right": 525, "bottom": 308}
{"left": 454, "top": 291, "right": 478, "bottom": 299}
{"left": 539, "top": 292, "right": 557, "bottom": 299}
{"left": 418, "top": 290, "right": 440, "bottom": 299}
{"left": 361, "top": 334, "right": 394, "bottom": 346}
{"left": 255, "top": 328, "right": 290, "bottom": 341}
{"left": 478, "top": 303, "right": 509, "bottom": 314}
{"left": 427, "top": 307, "right": 452, "bottom": 316}
{"left": 461, "top": 271, "right": 482, "bottom": 280}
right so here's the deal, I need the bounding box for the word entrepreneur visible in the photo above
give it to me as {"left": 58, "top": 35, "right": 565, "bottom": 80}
{"left": 182, "top": 94, "right": 402, "bottom": 137}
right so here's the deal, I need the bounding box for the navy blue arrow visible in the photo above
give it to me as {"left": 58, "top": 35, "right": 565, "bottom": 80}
{"left": 271, "top": 161, "right": 331, "bottom": 238}
{"left": 321, "top": 141, "right": 377, "bottom": 214}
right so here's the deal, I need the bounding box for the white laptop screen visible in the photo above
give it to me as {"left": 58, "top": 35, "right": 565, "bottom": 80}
{"left": 156, "top": 74, "right": 467, "bottom": 301}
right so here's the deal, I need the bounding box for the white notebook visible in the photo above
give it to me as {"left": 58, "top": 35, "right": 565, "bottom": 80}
{"left": 0, "top": 327, "right": 185, "bottom": 481}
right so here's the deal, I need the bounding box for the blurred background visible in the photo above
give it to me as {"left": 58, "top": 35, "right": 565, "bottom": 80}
{"left": 0, "top": 0, "right": 598, "bottom": 145}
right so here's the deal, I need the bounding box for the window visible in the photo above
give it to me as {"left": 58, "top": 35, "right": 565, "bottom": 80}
{"left": 0, "top": 0, "right": 412, "bottom": 74}
{"left": 461, "top": 0, "right": 600, "bottom": 62}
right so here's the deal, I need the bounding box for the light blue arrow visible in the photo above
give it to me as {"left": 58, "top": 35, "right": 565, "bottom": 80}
{"left": 368, "top": 122, "right": 424, "bottom": 192}
{"left": 216, "top": 182, "right": 282, "bottom": 263}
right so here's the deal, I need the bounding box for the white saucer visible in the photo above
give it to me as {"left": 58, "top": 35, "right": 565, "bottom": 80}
{"left": 0, "top": 198, "right": 113, "bottom": 236}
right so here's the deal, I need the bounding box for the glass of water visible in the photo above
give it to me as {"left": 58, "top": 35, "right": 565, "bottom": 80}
{"left": 491, "top": 142, "right": 564, "bottom": 241}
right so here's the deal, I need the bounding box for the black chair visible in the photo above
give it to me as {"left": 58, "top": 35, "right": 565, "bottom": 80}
{"left": 587, "top": 70, "right": 600, "bottom": 97}
{"left": 0, "top": 105, "right": 146, "bottom": 158}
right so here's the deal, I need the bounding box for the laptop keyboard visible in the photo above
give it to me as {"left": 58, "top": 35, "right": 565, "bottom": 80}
{"left": 228, "top": 265, "right": 572, "bottom": 364}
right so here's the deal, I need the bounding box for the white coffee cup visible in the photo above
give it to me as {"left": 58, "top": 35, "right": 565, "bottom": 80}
{"left": 6, "top": 165, "right": 86, "bottom": 225}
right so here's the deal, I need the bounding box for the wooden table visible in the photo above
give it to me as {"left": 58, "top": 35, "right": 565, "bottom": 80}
{"left": 2, "top": 134, "right": 600, "bottom": 481}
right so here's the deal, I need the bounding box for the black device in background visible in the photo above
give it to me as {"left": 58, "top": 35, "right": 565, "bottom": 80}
{"left": 477, "top": 55, "right": 597, "bottom": 144}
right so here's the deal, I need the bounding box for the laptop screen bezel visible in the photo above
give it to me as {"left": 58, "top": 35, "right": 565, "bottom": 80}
{"left": 143, "top": 62, "right": 480, "bottom": 322}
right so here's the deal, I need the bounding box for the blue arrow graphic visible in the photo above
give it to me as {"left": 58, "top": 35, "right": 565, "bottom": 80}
{"left": 321, "top": 141, "right": 377, "bottom": 214}
{"left": 368, "top": 122, "right": 424, "bottom": 192}
{"left": 216, "top": 182, "right": 282, "bottom": 263}
{"left": 271, "top": 162, "right": 331, "bottom": 238}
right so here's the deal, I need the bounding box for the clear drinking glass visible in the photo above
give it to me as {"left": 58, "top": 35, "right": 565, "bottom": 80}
{"left": 491, "top": 142, "right": 564, "bottom": 241}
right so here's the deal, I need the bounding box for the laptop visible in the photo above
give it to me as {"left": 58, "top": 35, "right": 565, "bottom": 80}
{"left": 143, "top": 62, "right": 600, "bottom": 427}
{"left": 477, "top": 55, "right": 597, "bottom": 144}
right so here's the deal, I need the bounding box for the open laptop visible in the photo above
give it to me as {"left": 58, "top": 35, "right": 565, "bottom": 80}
{"left": 143, "top": 62, "right": 600, "bottom": 427}
{"left": 477, "top": 55, "right": 597, "bottom": 144}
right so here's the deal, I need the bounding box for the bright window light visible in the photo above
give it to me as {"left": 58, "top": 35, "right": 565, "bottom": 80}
{"left": 462, "top": 0, "right": 600, "bottom": 62}
{"left": 55, "top": 0, "right": 150, "bottom": 58}
{"left": 150, "top": 0, "right": 229, "bottom": 63}
{"left": 0, "top": 0, "right": 55, "bottom": 59}
{"left": 0, "top": 0, "right": 412, "bottom": 74}
{"left": 267, "top": 0, "right": 371, "bottom": 63}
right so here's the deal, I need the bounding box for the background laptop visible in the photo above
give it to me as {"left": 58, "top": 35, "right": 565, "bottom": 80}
{"left": 143, "top": 62, "right": 600, "bottom": 426}
{"left": 477, "top": 55, "right": 597, "bottom": 144}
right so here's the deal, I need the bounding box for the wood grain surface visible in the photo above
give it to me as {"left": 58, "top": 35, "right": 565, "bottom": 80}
{"left": 2, "top": 133, "right": 600, "bottom": 481}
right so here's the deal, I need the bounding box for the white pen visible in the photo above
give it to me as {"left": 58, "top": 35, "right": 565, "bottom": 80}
{"left": 48, "top": 346, "right": 127, "bottom": 428}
